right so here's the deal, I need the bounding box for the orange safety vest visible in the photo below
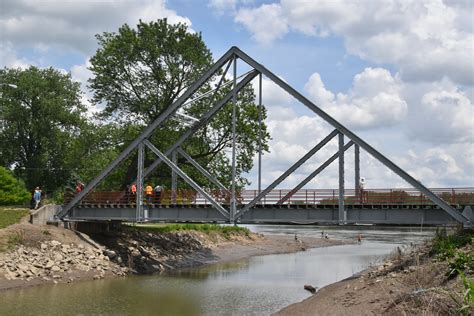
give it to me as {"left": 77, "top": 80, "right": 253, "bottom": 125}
{"left": 145, "top": 185, "right": 153, "bottom": 195}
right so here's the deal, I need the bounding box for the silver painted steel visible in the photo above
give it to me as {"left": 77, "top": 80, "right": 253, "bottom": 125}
{"left": 355, "top": 144, "right": 360, "bottom": 200}
{"left": 258, "top": 73, "right": 263, "bottom": 194}
{"left": 235, "top": 130, "right": 339, "bottom": 218}
{"left": 58, "top": 47, "right": 237, "bottom": 218}
{"left": 338, "top": 133, "right": 346, "bottom": 224}
{"left": 177, "top": 147, "right": 227, "bottom": 191}
{"left": 231, "top": 55, "right": 238, "bottom": 222}
{"left": 142, "top": 71, "right": 259, "bottom": 179}
{"left": 231, "top": 46, "right": 469, "bottom": 225}
{"left": 143, "top": 140, "right": 230, "bottom": 218}
{"left": 171, "top": 150, "right": 177, "bottom": 204}
{"left": 143, "top": 59, "right": 234, "bottom": 179}
{"left": 136, "top": 142, "right": 144, "bottom": 221}
{"left": 277, "top": 141, "right": 354, "bottom": 205}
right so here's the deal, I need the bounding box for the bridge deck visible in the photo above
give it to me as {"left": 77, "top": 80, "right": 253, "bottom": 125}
{"left": 63, "top": 188, "right": 474, "bottom": 225}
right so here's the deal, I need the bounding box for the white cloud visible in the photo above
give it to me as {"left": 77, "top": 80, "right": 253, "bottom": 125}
{"left": 234, "top": 0, "right": 474, "bottom": 86}
{"left": 235, "top": 4, "right": 288, "bottom": 45}
{"left": 208, "top": 0, "right": 238, "bottom": 14}
{"left": 0, "top": 0, "right": 191, "bottom": 57}
{"left": 305, "top": 68, "right": 408, "bottom": 130}
{"left": 0, "top": 42, "right": 32, "bottom": 69}
{"left": 407, "top": 83, "right": 474, "bottom": 143}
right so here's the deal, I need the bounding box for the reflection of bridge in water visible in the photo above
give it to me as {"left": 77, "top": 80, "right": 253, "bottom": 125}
{"left": 65, "top": 188, "right": 474, "bottom": 225}
{"left": 57, "top": 47, "right": 473, "bottom": 227}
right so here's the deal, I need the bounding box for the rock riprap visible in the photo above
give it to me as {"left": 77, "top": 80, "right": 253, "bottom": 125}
{"left": 0, "top": 240, "right": 128, "bottom": 283}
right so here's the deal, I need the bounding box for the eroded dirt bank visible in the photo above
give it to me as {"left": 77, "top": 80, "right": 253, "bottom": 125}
{"left": 0, "top": 223, "right": 344, "bottom": 291}
{"left": 276, "top": 239, "right": 473, "bottom": 315}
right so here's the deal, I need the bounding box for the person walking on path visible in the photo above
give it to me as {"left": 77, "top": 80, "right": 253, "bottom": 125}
{"left": 357, "top": 234, "right": 362, "bottom": 244}
{"left": 145, "top": 184, "right": 153, "bottom": 204}
{"left": 33, "top": 187, "right": 42, "bottom": 209}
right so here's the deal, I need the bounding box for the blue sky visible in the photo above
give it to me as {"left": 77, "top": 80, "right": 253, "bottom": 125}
{"left": 1, "top": 0, "right": 473, "bottom": 189}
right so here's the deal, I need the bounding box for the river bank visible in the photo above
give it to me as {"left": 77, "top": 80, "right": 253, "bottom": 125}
{"left": 0, "top": 222, "right": 344, "bottom": 292}
{"left": 276, "top": 230, "right": 473, "bottom": 315}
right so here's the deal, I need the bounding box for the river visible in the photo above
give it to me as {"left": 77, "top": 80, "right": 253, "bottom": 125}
{"left": 0, "top": 225, "right": 436, "bottom": 315}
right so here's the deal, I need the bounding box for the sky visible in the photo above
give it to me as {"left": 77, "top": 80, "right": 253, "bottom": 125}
{"left": 1, "top": 0, "right": 473, "bottom": 190}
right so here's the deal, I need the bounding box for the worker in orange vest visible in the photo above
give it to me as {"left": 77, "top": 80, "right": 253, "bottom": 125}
{"left": 145, "top": 184, "right": 153, "bottom": 204}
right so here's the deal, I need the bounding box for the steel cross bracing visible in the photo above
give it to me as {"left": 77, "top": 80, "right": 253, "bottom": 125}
{"left": 58, "top": 46, "right": 471, "bottom": 227}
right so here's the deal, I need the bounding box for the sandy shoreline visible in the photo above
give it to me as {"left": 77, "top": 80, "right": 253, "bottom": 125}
{"left": 0, "top": 227, "right": 346, "bottom": 292}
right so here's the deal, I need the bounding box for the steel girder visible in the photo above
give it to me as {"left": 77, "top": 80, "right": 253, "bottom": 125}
{"left": 229, "top": 47, "right": 470, "bottom": 226}
{"left": 276, "top": 141, "right": 354, "bottom": 205}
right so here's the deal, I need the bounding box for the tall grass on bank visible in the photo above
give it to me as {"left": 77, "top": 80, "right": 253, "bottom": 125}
{"left": 131, "top": 223, "right": 250, "bottom": 237}
{"left": 0, "top": 207, "right": 29, "bottom": 229}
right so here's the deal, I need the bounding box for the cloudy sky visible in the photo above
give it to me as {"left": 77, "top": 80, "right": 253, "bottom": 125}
{"left": 1, "top": 0, "right": 473, "bottom": 190}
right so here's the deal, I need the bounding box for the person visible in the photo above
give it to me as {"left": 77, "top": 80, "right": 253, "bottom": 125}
{"left": 130, "top": 183, "right": 137, "bottom": 201}
{"left": 145, "top": 184, "right": 153, "bottom": 203}
{"left": 154, "top": 184, "right": 162, "bottom": 204}
{"left": 33, "top": 187, "right": 42, "bottom": 209}
{"left": 357, "top": 234, "right": 362, "bottom": 244}
{"left": 75, "top": 181, "right": 85, "bottom": 193}
{"left": 324, "top": 233, "right": 329, "bottom": 239}
{"left": 294, "top": 234, "right": 298, "bottom": 241}
{"left": 321, "top": 231, "right": 324, "bottom": 239}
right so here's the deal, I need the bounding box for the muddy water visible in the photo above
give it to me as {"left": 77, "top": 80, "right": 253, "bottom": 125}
{"left": 0, "top": 226, "right": 435, "bottom": 315}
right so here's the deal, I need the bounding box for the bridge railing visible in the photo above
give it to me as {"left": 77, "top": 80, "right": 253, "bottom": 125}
{"left": 64, "top": 187, "right": 474, "bottom": 207}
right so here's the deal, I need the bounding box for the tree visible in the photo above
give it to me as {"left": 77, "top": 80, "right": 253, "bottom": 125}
{"left": 89, "top": 19, "right": 270, "bottom": 188}
{"left": 0, "top": 66, "right": 87, "bottom": 191}
{"left": 0, "top": 167, "right": 30, "bottom": 205}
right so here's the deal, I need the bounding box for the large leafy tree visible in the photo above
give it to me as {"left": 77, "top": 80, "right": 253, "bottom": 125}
{"left": 0, "top": 66, "right": 87, "bottom": 191}
{"left": 89, "top": 19, "right": 269, "bottom": 188}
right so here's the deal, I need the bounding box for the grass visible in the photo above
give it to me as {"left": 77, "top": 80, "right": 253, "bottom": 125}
{"left": 131, "top": 223, "right": 250, "bottom": 237}
{"left": 0, "top": 207, "right": 29, "bottom": 229}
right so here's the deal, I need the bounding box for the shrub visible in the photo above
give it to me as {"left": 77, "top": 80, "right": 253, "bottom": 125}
{"left": 432, "top": 228, "right": 472, "bottom": 260}
{"left": 0, "top": 167, "right": 30, "bottom": 205}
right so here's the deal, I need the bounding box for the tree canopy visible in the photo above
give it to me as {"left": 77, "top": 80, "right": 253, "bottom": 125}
{"left": 0, "top": 167, "right": 30, "bottom": 205}
{"left": 89, "top": 19, "right": 270, "bottom": 188}
{"left": 0, "top": 66, "right": 87, "bottom": 191}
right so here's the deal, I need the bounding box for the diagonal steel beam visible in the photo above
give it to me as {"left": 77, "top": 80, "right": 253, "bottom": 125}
{"left": 232, "top": 47, "right": 470, "bottom": 225}
{"left": 176, "top": 147, "right": 228, "bottom": 191}
{"left": 143, "top": 140, "right": 230, "bottom": 219}
{"left": 277, "top": 141, "right": 354, "bottom": 205}
{"left": 235, "top": 130, "right": 339, "bottom": 218}
{"left": 58, "top": 48, "right": 238, "bottom": 218}
{"left": 143, "top": 70, "right": 259, "bottom": 178}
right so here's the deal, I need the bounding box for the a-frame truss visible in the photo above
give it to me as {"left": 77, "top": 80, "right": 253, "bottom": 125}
{"left": 58, "top": 46, "right": 471, "bottom": 227}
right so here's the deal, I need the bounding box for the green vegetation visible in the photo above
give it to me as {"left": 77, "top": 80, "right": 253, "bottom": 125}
{"left": 431, "top": 228, "right": 473, "bottom": 313}
{"left": 0, "top": 167, "right": 30, "bottom": 205}
{"left": 0, "top": 207, "right": 29, "bottom": 229}
{"left": 431, "top": 228, "right": 472, "bottom": 260}
{"left": 132, "top": 223, "right": 250, "bottom": 238}
{"left": 1, "top": 18, "right": 270, "bottom": 199}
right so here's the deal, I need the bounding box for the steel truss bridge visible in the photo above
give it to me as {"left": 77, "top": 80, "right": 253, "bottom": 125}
{"left": 58, "top": 47, "right": 473, "bottom": 227}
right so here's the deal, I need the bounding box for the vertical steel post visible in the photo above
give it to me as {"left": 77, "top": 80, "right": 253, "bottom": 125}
{"left": 338, "top": 133, "right": 346, "bottom": 224}
{"left": 231, "top": 55, "right": 237, "bottom": 223}
{"left": 354, "top": 144, "right": 360, "bottom": 202}
{"left": 258, "top": 73, "right": 262, "bottom": 194}
{"left": 171, "top": 150, "right": 177, "bottom": 204}
{"left": 136, "top": 142, "right": 144, "bottom": 222}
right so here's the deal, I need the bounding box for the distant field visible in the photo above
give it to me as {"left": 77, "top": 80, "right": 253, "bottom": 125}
{"left": 0, "top": 207, "right": 29, "bottom": 229}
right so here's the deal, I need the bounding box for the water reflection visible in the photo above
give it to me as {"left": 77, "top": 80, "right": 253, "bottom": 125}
{"left": 0, "top": 226, "right": 435, "bottom": 316}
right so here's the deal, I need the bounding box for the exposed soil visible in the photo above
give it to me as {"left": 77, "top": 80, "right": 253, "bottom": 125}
{"left": 0, "top": 222, "right": 345, "bottom": 292}
{"left": 275, "top": 241, "right": 473, "bottom": 315}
